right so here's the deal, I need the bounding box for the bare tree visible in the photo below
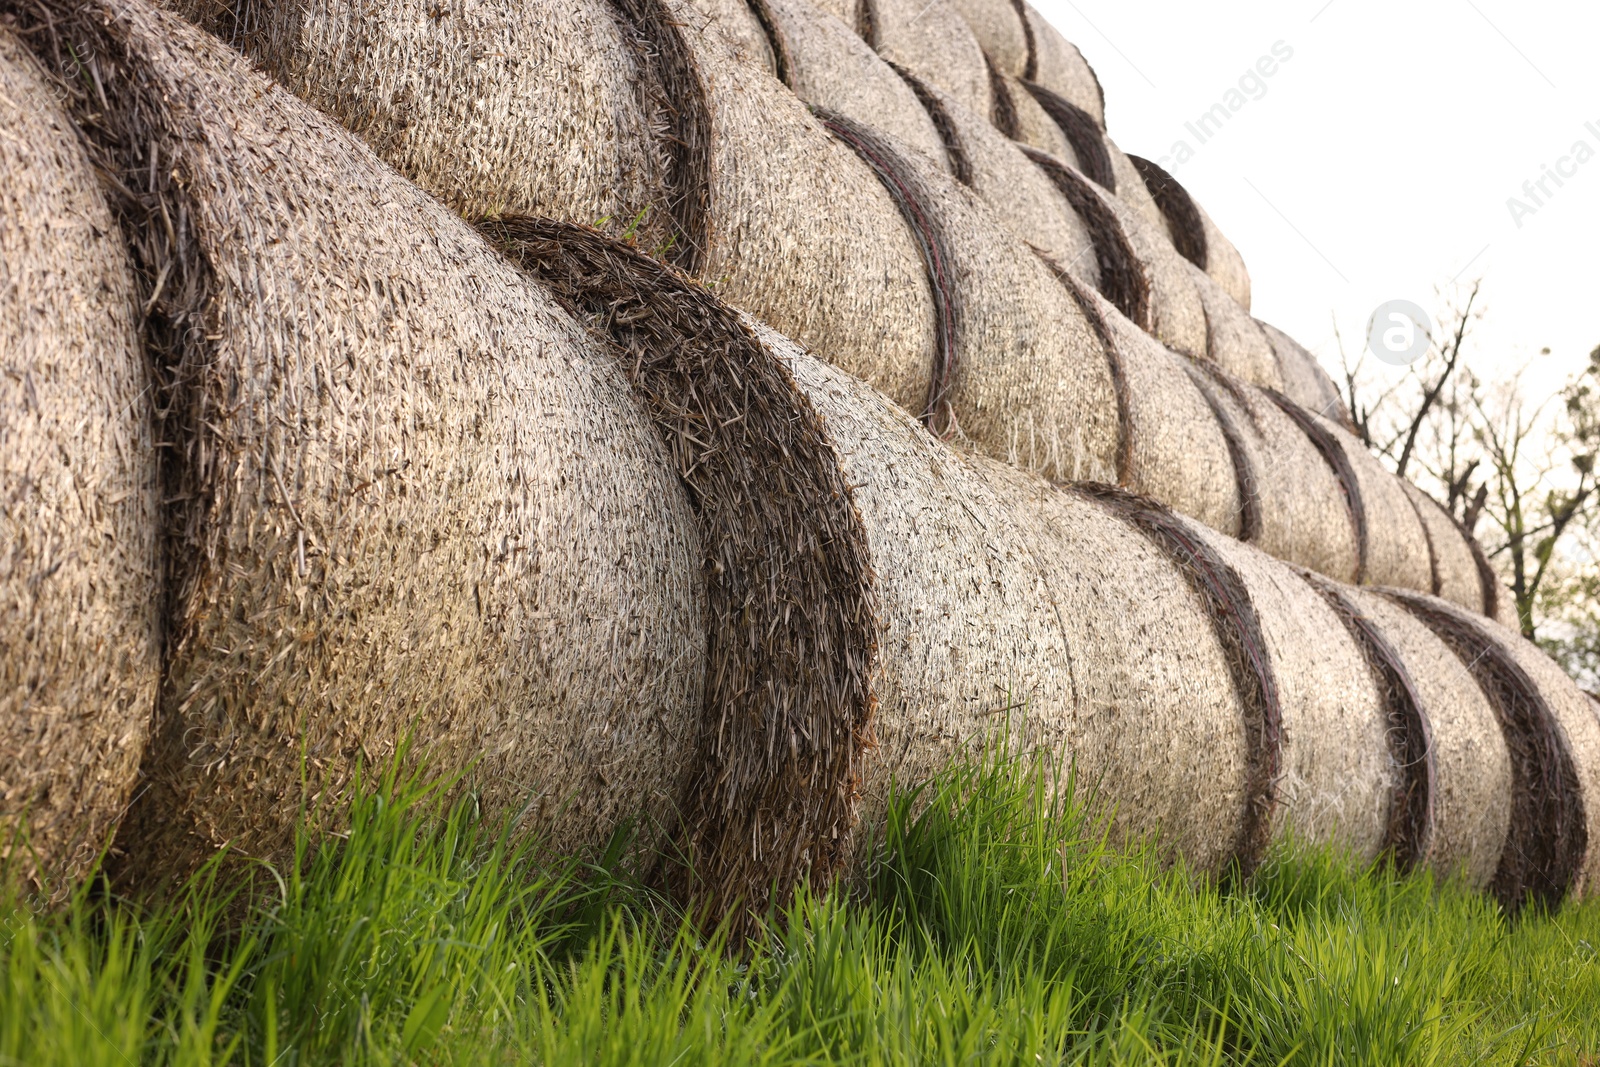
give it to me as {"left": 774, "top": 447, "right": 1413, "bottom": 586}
{"left": 1472, "top": 363, "right": 1595, "bottom": 636}
{"left": 1340, "top": 289, "right": 1598, "bottom": 648}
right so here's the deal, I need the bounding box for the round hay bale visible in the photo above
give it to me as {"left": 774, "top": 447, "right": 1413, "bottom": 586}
{"left": 865, "top": 0, "right": 994, "bottom": 120}
{"left": 690, "top": 0, "right": 781, "bottom": 73}
{"left": 1186, "top": 368, "right": 1362, "bottom": 584}
{"left": 32, "top": 0, "right": 714, "bottom": 886}
{"left": 483, "top": 220, "right": 878, "bottom": 920}
{"left": 174, "top": 0, "right": 686, "bottom": 255}
{"left": 946, "top": 0, "right": 1028, "bottom": 77}
{"left": 1196, "top": 202, "right": 1252, "bottom": 310}
{"left": 1337, "top": 587, "right": 1510, "bottom": 888}
{"left": 818, "top": 110, "right": 1119, "bottom": 482}
{"left": 888, "top": 71, "right": 1098, "bottom": 283}
{"left": 1126, "top": 153, "right": 1253, "bottom": 310}
{"left": 757, "top": 0, "right": 949, "bottom": 166}
{"left": 1025, "top": 151, "right": 1209, "bottom": 360}
{"left": 1183, "top": 260, "right": 1282, "bottom": 389}
{"left": 1386, "top": 592, "right": 1598, "bottom": 910}
{"left": 1179, "top": 522, "right": 1397, "bottom": 861}
{"left": 1257, "top": 319, "right": 1347, "bottom": 420}
{"left": 0, "top": 29, "right": 160, "bottom": 889}
{"left": 1307, "top": 412, "right": 1435, "bottom": 592}
{"left": 787, "top": 354, "right": 1254, "bottom": 875}
{"left": 1019, "top": 3, "right": 1103, "bottom": 126}
{"left": 1399, "top": 482, "right": 1490, "bottom": 614}
{"left": 183, "top": 0, "right": 943, "bottom": 421}
{"left": 1062, "top": 277, "right": 1242, "bottom": 537}
{"left": 991, "top": 69, "right": 1080, "bottom": 167}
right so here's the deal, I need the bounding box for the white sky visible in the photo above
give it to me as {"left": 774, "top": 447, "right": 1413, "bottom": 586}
{"left": 1032, "top": 0, "right": 1600, "bottom": 403}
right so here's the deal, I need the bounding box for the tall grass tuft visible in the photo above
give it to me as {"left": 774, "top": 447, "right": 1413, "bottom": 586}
{"left": 2, "top": 746, "right": 1598, "bottom": 1064}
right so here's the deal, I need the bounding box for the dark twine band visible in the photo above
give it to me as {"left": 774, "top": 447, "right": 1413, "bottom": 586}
{"left": 1263, "top": 389, "right": 1369, "bottom": 585}
{"left": 1126, "top": 154, "right": 1208, "bottom": 270}
{"left": 1023, "top": 146, "right": 1148, "bottom": 328}
{"left": 984, "top": 53, "right": 1020, "bottom": 138}
{"left": 890, "top": 63, "right": 975, "bottom": 186}
{"left": 742, "top": 0, "right": 794, "bottom": 86}
{"left": 1307, "top": 577, "right": 1435, "bottom": 872}
{"left": 1080, "top": 485, "right": 1283, "bottom": 882}
{"left": 481, "top": 218, "right": 880, "bottom": 930}
{"left": 1049, "top": 267, "right": 1134, "bottom": 486}
{"left": 1182, "top": 362, "right": 1265, "bottom": 545}
{"left": 1022, "top": 80, "right": 1114, "bottom": 190}
{"left": 1010, "top": 0, "right": 1038, "bottom": 81}
{"left": 1399, "top": 489, "right": 1445, "bottom": 597}
{"left": 816, "top": 107, "right": 963, "bottom": 433}
{"left": 856, "top": 0, "right": 879, "bottom": 50}
{"left": 1387, "top": 590, "right": 1585, "bottom": 915}
{"left": 608, "top": 0, "right": 713, "bottom": 275}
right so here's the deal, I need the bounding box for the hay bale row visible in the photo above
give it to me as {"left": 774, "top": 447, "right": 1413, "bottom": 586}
{"left": 19, "top": 0, "right": 715, "bottom": 887}
{"left": 813, "top": 109, "right": 1119, "bottom": 480}
{"left": 2, "top": 3, "right": 1588, "bottom": 914}
{"left": 505, "top": 222, "right": 1594, "bottom": 909}
{"left": 757, "top": 0, "right": 949, "bottom": 167}
{"left": 1336, "top": 587, "right": 1510, "bottom": 887}
{"left": 167, "top": 0, "right": 1431, "bottom": 609}
{"left": 1386, "top": 593, "right": 1600, "bottom": 908}
{"left": 0, "top": 28, "right": 160, "bottom": 889}
{"left": 1185, "top": 364, "right": 1362, "bottom": 583}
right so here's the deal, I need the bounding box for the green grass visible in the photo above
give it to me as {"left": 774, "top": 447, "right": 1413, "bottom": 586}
{"left": 3, "top": 753, "right": 1599, "bottom": 1066}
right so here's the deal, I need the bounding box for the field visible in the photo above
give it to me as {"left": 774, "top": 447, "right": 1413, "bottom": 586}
{"left": 3, "top": 753, "right": 1598, "bottom": 1066}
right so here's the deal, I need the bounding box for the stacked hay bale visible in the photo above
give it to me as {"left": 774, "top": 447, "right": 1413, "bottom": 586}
{"left": 0, "top": 29, "right": 160, "bottom": 889}
{"left": 156, "top": 0, "right": 1495, "bottom": 619}
{"left": 19, "top": 0, "right": 727, "bottom": 885}
{"left": 7, "top": 0, "right": 1595, "bottom": 927}
{"left": 497, "top": 222, "right": 1600, "bottom": 911}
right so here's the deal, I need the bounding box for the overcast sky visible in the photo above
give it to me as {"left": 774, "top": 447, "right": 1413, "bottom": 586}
{"left": 1032, "top": 0, "right": 1599, "bottom": 403}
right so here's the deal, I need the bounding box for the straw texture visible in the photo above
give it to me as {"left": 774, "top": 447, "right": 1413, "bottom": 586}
{"left": 787, "top": 355, "right": 1253, "bottom": 875}
{"left": 1187, "top": 370, "right": 1362, "bottom": 584}
{"left": 892, "top": 73, "right": 1098, "bottom": 281}
{"left": 1183, "top": 524, "right": 1396, "bottom": 861}
{"left": 1311, "top": 414, "right": 1435, "bottom": 592}
{"left": 1185, "top": 261, "right": 1282, "bottom": 389}
{"left": 818, "top": 111, "right": 1118, "bottom": 481}
{"left": 1339, "top": 588, "right": 1510, "bottom": 888}
{"left": 760, "top": 0, "right": 949, "bottom": 165}
{"left": 1389, "top": 592, "right": 1594, "bottom": 910}
{"left": 23, "top": 0, "right": 711, "bottom": 886}
{"left": 482, "top": 218, "right": 878, "bottom": 920}
{"left": 0, "top": 29, "right": 160, "bottom": 888}
{"left": 1401, "top": 482, "right": 1490, "bottom": 613}
{"left": 1196, "top": 201, "right": 1252, "bottom": 310}
{"left": 178, "top": 0, "right": 686, "bottom": 255}
{"left": 865, "top": 0, "right": 994, "bottom": 119}
{"left": 691, "top": 0, "right": 781, "bottom": 73}
{"left": 1062, "top": 278, "right": 1243, "bottom": 536}
{"left": 1258, "top": 319, "right": 1346, "bottom": 420}
{"left": 946, "top": 0, "right": 1027, "bottom": 76}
